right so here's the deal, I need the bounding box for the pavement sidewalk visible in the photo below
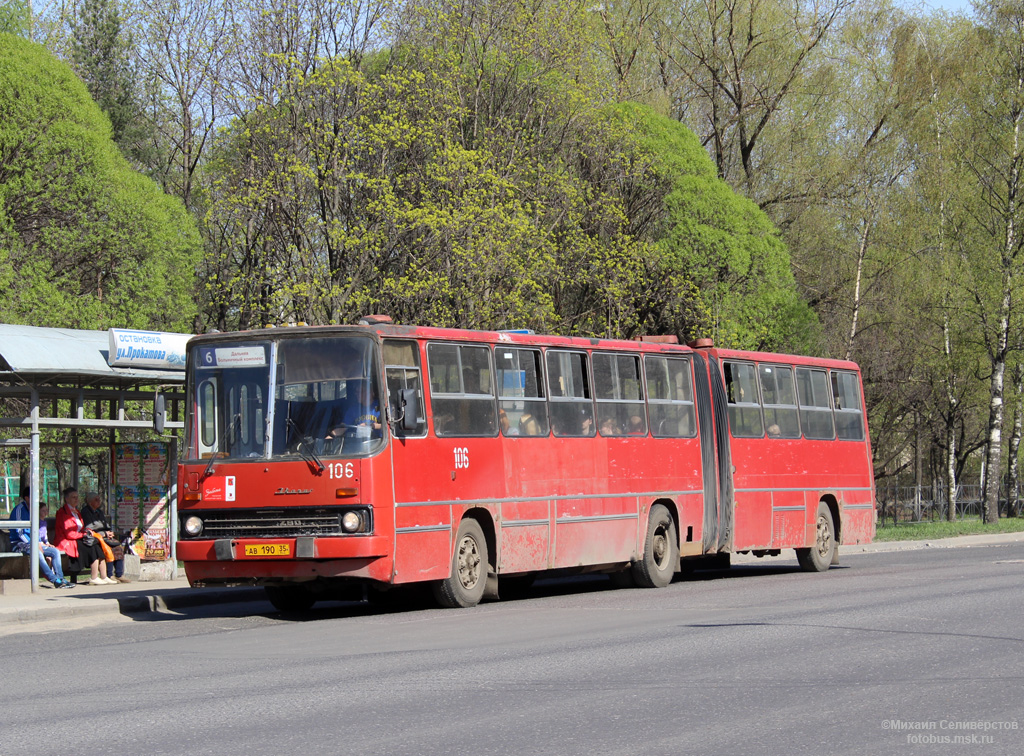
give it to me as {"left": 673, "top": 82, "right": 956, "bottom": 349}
{"left": 1, "top": 532, "right": 1022, "bottom": 628}
{"left": 0, "top": 574, "right": 265, "bottom": 627}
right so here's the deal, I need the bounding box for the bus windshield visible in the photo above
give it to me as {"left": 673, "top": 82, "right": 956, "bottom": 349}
{"left": 188, "top": 335, "right": 384, "bottom": 461}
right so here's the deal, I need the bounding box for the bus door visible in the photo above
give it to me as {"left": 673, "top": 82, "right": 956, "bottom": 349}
{"left": 383, "top": 340, "right": 450, "bottom": 582}
{"left": 692, "top": 353, "right": 734, "bottom": 554}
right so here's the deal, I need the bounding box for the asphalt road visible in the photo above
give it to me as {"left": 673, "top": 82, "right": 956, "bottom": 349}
{"left": 3, "top": 545, "right": 1023, "bottom": 756}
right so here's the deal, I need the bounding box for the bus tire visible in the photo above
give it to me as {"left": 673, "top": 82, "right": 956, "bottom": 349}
{"left": 797, "top": 502, "right": 836, "bottom": 573}
{"left": 632, "top": 504, "right": 678, "bottom": 588}
{"left": 265, "top": 585, "right": 316, "bottom": 612}
{"left": 433, "top": 518, "right": 488, "bottom": 608}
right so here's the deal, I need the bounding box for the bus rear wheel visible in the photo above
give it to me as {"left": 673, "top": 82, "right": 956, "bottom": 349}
{"left": 265, "top": 585, "right": 316, "bottom": 612}
{"left": 632, "top": 504, "right": 678, "bottom": 588}
{"left": 797, "top": 502, "right": 836, "bottom": 572}
{"left": 433, "top": 519, "right": 488, "bottom": 608}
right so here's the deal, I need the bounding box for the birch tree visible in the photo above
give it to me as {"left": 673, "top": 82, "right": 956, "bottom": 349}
{"left": 957, "top": 0, "right": 1024, "bottom": 522}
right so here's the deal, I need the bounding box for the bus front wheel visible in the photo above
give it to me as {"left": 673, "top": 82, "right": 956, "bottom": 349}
{"left": 632, "top": 504, "right": 678, "bottom": 588}
{"left": 433, "top": 519, "right": 488, "bottom": 608}
{"left": 797, "top": 502, "right": 836, "bottom": 572}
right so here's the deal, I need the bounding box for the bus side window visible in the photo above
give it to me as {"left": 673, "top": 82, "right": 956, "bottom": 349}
{"left": 831, "top": 370, "right": 865, "bottom": 440}
{"left": 593, "top": 353, "right": 645, "bottom": 436}
{"left": 795, "top": 367, "right": 835, "bottom": 439}
{"left": 724, "top": 361, "right": 764, "bottom": 438}
{"left": 427, "top": 343, "right": 497, "bottom": 437}
{"left": 495, "top": 347, "right": 549, "bottom": 436}
{"left": 383, "top": 340, "right": 427, "bottom": 437}
{"left": 546, "top": 350, "right": 595, "bottom": 437}
{"left": 646, "top": 355, "right": 696, "bottom": 438}
{"left": 758, "top": 364, "right": 800, "bottom": 439}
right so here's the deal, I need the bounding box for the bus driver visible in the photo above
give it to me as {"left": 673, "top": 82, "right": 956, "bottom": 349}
{"left": 342, "top": 379, "right": 382, "bottom": 434}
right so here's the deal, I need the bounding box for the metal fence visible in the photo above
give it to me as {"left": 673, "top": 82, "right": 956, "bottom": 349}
{"left": 875, "top": 481, "right": 1020, "bottom": 524}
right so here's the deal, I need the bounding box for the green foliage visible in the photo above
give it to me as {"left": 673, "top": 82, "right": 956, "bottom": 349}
{"left": 70, "top": 0, "right": 152, "bottom": 167}
{"left": 0, "top": 32, "right": 200, "bottom": 331}
{"left": 875, "top": 516, "right": 1024, "bottom": 541}
{"left": 197, "top": 3, "right": 811, "bottom": 352}
{"left": 610, "top": 102, "right": 818, "bottom": 351}
{"left": 0, "top": 0, "right": 29, "bottom": 37}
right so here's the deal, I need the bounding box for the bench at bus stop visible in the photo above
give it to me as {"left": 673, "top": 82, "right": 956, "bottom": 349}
{"left": 0, "top": 523, "right": 80, "bottom": 591}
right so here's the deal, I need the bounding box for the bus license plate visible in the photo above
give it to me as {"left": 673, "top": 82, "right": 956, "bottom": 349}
{"left": 244, "top": 543, "right": 291, "bottom": 557}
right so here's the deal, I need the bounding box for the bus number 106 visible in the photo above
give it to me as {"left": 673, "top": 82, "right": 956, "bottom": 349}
{"left": 328, "top": 462, "right": 355, "bottom": 479}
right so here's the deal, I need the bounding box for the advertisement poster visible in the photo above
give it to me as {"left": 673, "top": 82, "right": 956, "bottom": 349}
{"left": 113, "top": 443, "right": 171, "bottom": 561}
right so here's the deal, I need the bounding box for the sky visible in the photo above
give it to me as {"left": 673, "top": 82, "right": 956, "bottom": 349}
{"left": 920, "top": 0, "right": 975, "bottom": 14}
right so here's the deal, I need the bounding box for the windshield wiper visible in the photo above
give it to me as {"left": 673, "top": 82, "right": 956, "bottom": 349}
{"left": 199, "top": 446, "right": 219, "bottom": 482}
{"left": 286, "top": 417, "right": 325, "bottom": 473}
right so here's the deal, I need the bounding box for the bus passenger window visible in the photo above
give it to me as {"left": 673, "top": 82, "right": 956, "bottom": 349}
{"left": 594, "top": 353, "right": 645, "bottom": 436}
{"left": 724, "top": 361, "right": 764, "bottom": 438}
{"left": 758, "top": 365, "right": 800, "bottom": 439}
{"left": 831, "top": 371, "right": 865, "bottom": 440}
{"left": 546, "top": 350, "right": 595, "bottom": 437}
{"left": 495, "top": 348, "right": 549, "bottom": 436}
{"left": 796, "top": 367, "right": 835, "bottom": 440}
{"left": 645, "top": 356, "right": 697, "bottom": 438}
{"left": 427, "top": 343, "right": 497, "bottom": 437}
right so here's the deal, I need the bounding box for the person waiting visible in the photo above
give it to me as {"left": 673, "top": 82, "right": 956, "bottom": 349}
{"left": 7, "top": 489, "right": 74, "bottom": 588}
{"left": 55, "top": 487, "right": 114, "bottom": 586}
{"left": 81, "top": 491, "right": 129, "bottom": 583}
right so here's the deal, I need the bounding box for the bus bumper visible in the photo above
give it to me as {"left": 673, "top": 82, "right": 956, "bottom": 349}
{"left": 178, "top": 536, "right": 392, "bottom": 585}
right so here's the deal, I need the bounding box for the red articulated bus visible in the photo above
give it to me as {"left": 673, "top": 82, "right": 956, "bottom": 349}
{"left": 177, "top": 320, "right": 876, "bottom": 611}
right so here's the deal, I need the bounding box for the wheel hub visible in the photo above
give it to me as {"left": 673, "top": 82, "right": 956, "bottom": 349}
{"left": 815, "top": 515, "right": 833, "bottom": 557}
{"left": 457, "top": 536, "right": 481, "bottom": 589}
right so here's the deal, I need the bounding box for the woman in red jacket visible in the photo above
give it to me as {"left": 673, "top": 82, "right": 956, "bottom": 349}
{"left": 55, "top": 487, "right": 114, "bottom": 585}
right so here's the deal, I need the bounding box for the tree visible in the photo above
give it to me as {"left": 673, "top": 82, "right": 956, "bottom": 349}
{"left": 0, "top": 33, "right": 201, "bottom": 331}
{"left": 71, "top": 0, "right": 151, "bottom": 164}
{"left": 651, "top": 0, "right": 853, "bottom": 208}
{"left": 0, "top": 0, "right": 29, "bottom": 37}
{"left": 950, "top": 0, "right": 1024, "bottom": 522}
{"left": 612, "top": 101, "right": 816, "bottom": 350}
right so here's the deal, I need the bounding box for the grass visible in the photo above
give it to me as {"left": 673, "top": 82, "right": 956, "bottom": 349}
{"left": 874, "top": 516, "right": 1024, "bottom": 542}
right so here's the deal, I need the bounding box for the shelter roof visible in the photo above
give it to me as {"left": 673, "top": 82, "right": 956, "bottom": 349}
{"left": 0, "top": 324, "right": 187, "bottom": 386}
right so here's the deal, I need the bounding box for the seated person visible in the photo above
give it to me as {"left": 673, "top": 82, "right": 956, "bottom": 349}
{"left": 7, "top": 491, "right": 74, "bottom": 588}
{"left": 323, "top": 380, "right": 382, "bottom": 447}
{"left": 81, "top": 491, "right": 129, "bottom": 583}
{"left": 518, "top": 413, "right": 541, "bottom": 436}
{"left": 55, "top": 487, "right": 114, "bottom": 585}
{"left": 499, "top": 408, "right": 519, "bottom": 436}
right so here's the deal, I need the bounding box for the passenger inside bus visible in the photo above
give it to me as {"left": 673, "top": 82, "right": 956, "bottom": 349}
{"left": 518, "top": 412, "right": 542, "bottom": 435}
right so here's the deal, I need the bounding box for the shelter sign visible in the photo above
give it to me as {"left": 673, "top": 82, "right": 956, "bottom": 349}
{"left": 113, "top": 443, "right": 171, "bottom": 561}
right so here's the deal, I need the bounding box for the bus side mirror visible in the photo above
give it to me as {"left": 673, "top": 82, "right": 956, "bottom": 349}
{"left": 391, "top": 389, "right": 418, "bottom": 432}
{"left": 154, "top": 393, "right": 166, "bottom": 434}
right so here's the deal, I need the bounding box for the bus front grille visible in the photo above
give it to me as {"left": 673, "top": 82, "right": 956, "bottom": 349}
{"left": 183, "top": 508, "right": 370, "bottom": 539}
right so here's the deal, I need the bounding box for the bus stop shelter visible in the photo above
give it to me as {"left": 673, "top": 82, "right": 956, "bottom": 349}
{"left": 0, "top": 324, "right": 188, "bottom": 592}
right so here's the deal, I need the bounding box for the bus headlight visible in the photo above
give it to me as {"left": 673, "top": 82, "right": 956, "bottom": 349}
{"left": 341, "top": 511, "right": 362, "bottom": 533}
{"left": 183, "top": 516, "right": 204, "bottom": 537}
